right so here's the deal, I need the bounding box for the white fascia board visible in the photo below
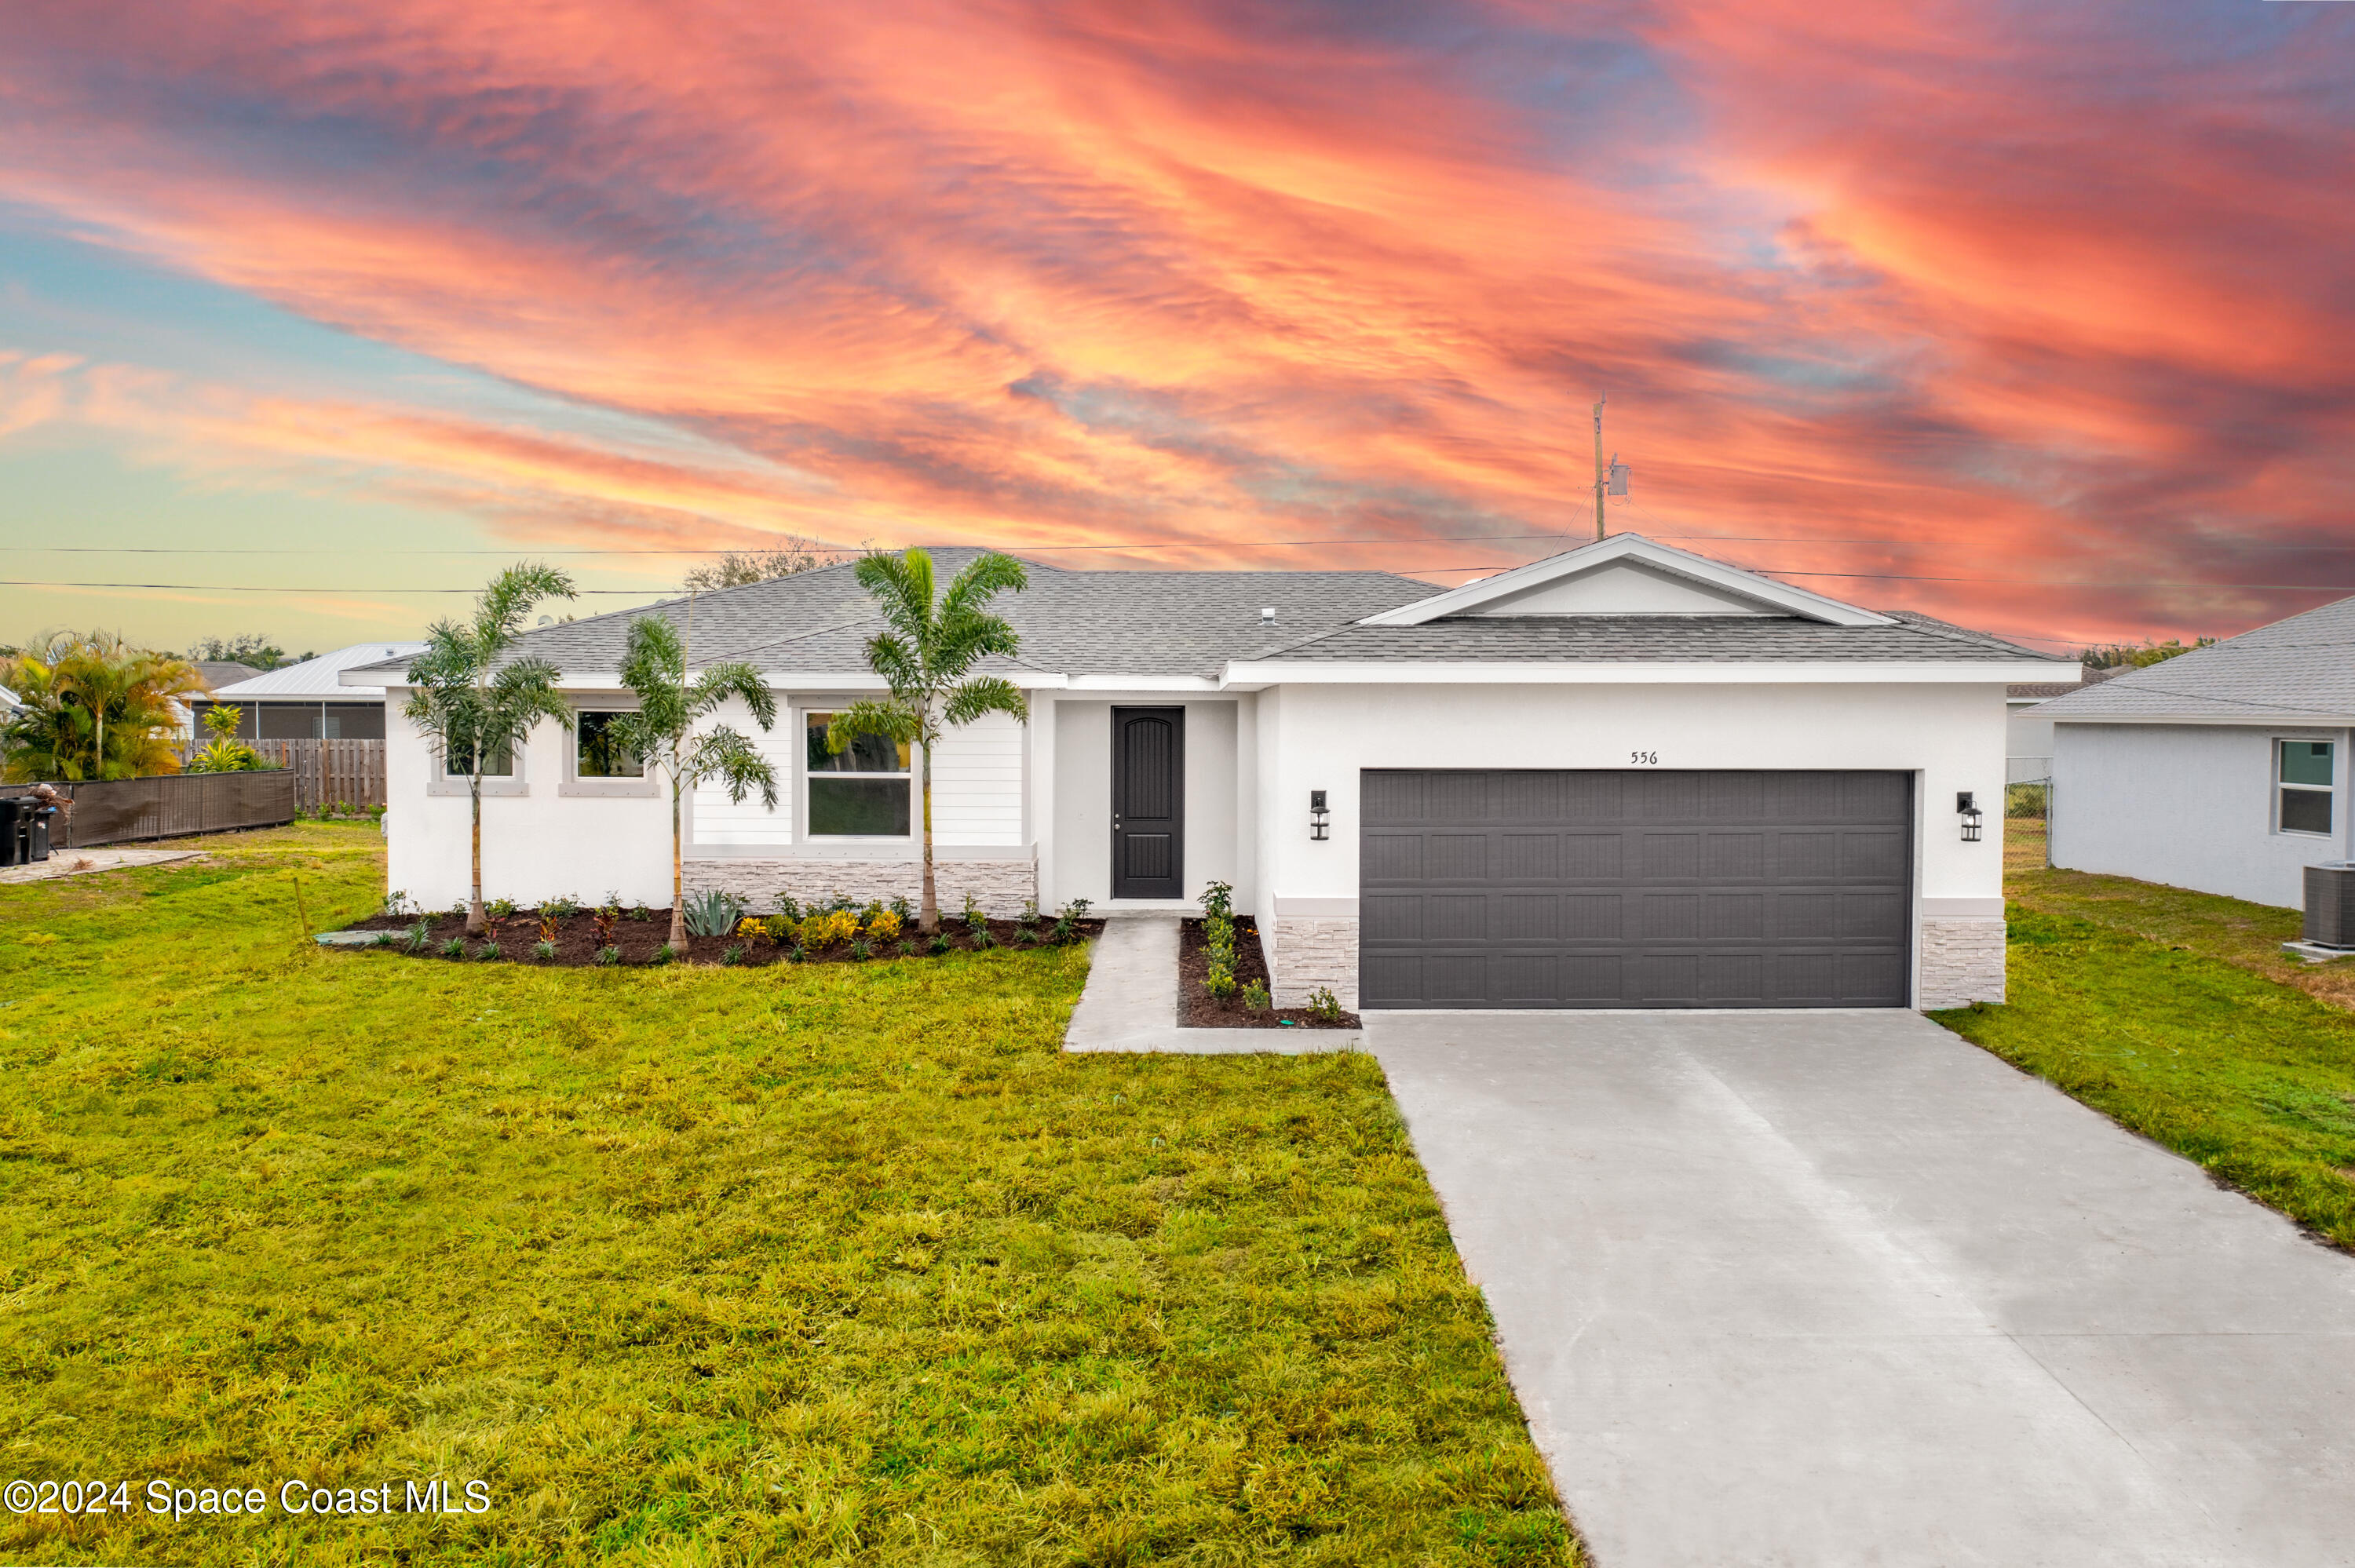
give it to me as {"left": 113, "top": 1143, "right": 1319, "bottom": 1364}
{"left": 337, "top": 665, "right": 407, "bottom": 687}
{"left": 1356, "top": 532, "right": 1894, "bottom": 628}
{"left": 2050, "top": 710, "right": 2355, "bottom": 727}
{"left": 1062, "top": 673, "right": 1222, "bottom": 692}
{"left": 1219, "top": 658, "right": 2061, "bottom": 686}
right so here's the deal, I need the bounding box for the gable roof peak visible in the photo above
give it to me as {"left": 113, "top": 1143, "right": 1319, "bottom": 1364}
{"left": 1356, "top": 531, "right": 1896, "bottom": 629}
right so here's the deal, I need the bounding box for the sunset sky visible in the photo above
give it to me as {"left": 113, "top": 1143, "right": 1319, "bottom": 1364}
{"left": 2, "top": 0, "right": 2350, "bottom": 657}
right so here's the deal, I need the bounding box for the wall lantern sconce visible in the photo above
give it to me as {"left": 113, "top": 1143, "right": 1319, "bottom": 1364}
{"left": 1309, "top": 789, "right": 1331, "bottom": 841}
{"left": 1958, "top": 790, "right": 1984, "bottom": 843}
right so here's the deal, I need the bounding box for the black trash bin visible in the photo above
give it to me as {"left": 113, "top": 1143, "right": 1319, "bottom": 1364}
{"left": 27, "top": 805, "right": 53, "bottom": 862}
{"left": 0, "top": 799, "right": 21, "bottom": 868}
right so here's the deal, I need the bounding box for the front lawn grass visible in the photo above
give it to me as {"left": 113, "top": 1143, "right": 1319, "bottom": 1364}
{"left": 1929, "top": 823, "right": 2355, "bottom": 1251}
{"left": 0, "top": 824, "right": 1575, "bottom": 1566}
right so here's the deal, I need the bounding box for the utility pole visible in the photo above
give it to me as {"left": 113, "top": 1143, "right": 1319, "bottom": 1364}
{"left": 1593, "top": 394, "right": 1607, "bottom": 541}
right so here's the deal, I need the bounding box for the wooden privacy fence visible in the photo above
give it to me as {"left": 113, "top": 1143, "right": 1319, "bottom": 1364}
{"left": 173, "top": 738, "right": 389, "bottom": 812}
{"left": 1, "top": 771, "right": 297, "bottom": 848}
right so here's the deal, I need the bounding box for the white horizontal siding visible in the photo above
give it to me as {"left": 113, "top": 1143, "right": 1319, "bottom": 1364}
{"left": 692, "top": 709, "right": 796, "bottom": 847}
{"left": 930, "top": 712, "right": 1024, "bottom": 847}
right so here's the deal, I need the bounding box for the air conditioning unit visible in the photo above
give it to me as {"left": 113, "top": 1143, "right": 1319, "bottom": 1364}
{"left": 2302, "top": 863, "right": 2355, "bottom": 949}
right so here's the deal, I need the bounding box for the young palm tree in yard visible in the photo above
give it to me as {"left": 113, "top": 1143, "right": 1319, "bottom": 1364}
{"left": 402, "top": 564, "right": 576, "bottom": 935}
{"left": 829, "top": 548, "right": 1028, "bottom": 934}
{"left": 605, "top": 613, "right": 779, "bottom": 950}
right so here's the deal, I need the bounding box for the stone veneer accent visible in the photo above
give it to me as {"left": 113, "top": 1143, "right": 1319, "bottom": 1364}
{"left": 683, "top": 857, "right": 1037, "bottom": 917}
{"left": 1267, "top": 917, "right": 1360, "bottom": 1009}
{"left": 1918, "top": 917, "right": 2006, "bottom": 1009}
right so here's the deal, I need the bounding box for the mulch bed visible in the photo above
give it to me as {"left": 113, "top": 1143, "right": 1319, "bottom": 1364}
{"left": 341, "top": 908, "right": 1101, "bottom": 967}
{"left": 1178, "top": 915, "right": 1360, "bottom": 1030}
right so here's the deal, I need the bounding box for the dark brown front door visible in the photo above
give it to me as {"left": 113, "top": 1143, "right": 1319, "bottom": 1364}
{"left": 1112, "top": 706, "right": 1185, "bottom": 899}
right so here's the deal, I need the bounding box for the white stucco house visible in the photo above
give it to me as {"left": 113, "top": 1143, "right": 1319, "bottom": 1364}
{"left": 2043, "top": 594, "right": 2355, "bottom": 909}
{"left": 349, "top": 534, "right": 2057, "bottom": 1010}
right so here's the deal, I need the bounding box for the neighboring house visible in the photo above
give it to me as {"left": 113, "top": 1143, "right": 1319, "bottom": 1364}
{"left": 349, "top": 534, "right": 2057, "bottom": 1010}
{"left": 0, "top": 683, "right": 18, "bottom": 717}
{"left": 198, "top": 643, "right": 428, "bottom": 740}
{"left": 2004, "top": 665, "right": 2121, "bottom": 780}
{"left": 2043, "top": 595, "right": 2355, "bottom": 909}
{"left": 192, "top": 660, "right": 263, "bottom": 693}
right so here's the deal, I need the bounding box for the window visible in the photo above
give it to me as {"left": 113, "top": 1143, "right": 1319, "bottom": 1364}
{"left": 805, "top": 710, "right": 910, "bottom": 836}
{"left": 444, "top": 738, "right": 515, "bottom": 778}
{"left": 2278, "top": 739, "right": 2334, "bottom": 836}
{"left": 575, "top": 711, "right": 643, "bottom": 778}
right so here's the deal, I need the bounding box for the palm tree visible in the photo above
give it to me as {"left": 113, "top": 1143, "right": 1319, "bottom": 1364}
{"left": 603, "top": 613, "right": 779, "bottom": 949}
{"left": 0, "top": 633, "right": 206, "bottom": 782}
{"left": 828, "top": 549, "right": 1029, "bottom": 934}
{"left": 401, "top": 564, "right": 576, "bottom": 935}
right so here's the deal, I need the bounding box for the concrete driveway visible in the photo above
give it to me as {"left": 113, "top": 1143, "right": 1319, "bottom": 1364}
{"left": 1371, "top": 1010, "right": 2355, "bottom": 1567}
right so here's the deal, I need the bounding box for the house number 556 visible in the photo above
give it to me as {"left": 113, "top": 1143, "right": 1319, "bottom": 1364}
{"left": 1629, "top": 751, "right": 1659, "bottom": 765}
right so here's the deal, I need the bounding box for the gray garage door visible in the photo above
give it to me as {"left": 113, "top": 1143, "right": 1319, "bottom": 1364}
{"left": 1360, "top": 770, "right": 1913, "bottom": 1008}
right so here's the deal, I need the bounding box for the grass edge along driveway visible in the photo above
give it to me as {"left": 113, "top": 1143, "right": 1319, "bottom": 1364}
{"left": 1933, "top": 825, "right": 2355, "bottom": 1253}
{"left": 0, "top": 823, "right": 1580, "bottom": 1566}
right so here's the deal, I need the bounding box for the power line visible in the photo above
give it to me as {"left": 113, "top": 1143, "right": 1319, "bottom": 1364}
{"left": 6, "top": 532, "right": 2355, "bottom": 555}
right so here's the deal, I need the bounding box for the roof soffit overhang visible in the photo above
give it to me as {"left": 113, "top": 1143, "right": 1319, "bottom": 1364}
{"left": 1356, "top": 533, "right": 1895, "bottom": 628}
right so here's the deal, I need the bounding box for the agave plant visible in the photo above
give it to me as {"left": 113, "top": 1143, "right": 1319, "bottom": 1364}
{"left": 681, "top": 888, "right": 746, "bottom": 939}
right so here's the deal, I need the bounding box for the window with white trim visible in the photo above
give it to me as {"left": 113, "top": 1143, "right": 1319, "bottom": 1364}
{"left": 2277, "top": 739, "right": 2334, "bottom": 837}
{"left": 444, "top": 738, "right": 514, "bottom": 778}
{"left": 575, "top": 711, "right": 643, "bottom": 778}
{"left": 805, "top": 711, "right": 911, "bottom": 836}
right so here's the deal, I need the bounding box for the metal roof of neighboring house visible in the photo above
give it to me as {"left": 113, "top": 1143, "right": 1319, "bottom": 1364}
{"left": 214, "top": 642, "right": 428, "bottom": 698}
{"left": 2038, "top": 594, "right": 2355, "bottom": 723}
{"left": 0, "top": 684, "right": 18, "bottom": 711}
{"left": 338, "top": 540, "right": 2059, "bottom": 685}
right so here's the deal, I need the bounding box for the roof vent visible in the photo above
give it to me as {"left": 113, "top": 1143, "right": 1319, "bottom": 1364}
{"left": 1260, "top": 607, "right": 1276, "bottom": 623}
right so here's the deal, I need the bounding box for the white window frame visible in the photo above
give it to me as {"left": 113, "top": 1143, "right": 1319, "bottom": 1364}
{"left": 2273, "top": 736, "right": 2335, "bottom": 838}
{"left": 799, "top": 705, "right": 918, "bottom": 842}
{"left": 426, "top": 735, "right": 529, "bottom": 798}
{"left": 561, "top": 705, "right": 659, "bottom": 797}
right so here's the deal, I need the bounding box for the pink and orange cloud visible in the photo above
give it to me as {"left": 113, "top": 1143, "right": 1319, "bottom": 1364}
{"left": 1, "top": 0, "right": 2350, "bottom": 645}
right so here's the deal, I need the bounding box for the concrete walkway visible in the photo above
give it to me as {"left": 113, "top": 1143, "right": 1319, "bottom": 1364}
{"left": 1370, "top": 1009, "right": 2355, "bottom": 1567}
{"left": 0, "top": 847, "right": 200, "bottom": 884}
{"left": 1063, "top": 917, "right": 1359, "bottom": 1053}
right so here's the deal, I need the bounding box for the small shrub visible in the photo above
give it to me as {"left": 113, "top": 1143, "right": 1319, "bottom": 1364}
{"left": 531, "top": 939, "right": 557, "bottom": 961}
{"left": 962, "top": 893, "right": 987, "bottom": 935}
{"left": 540, "top": 894, "right": 580, "bottom": 921}
{"left": 738, "top": 916, "right": 772, "bottom": 945}
{"left": 764, "top": 913, "right": 797, "bottom": 946}
{"left": 867, "top": 909, "right": 903, "bottom": 943}
{"left": 721, "top": 943, "right": 745, "bottom": 967}
{"left": 485, "top": 897, "right": 517, "bottom": 928}
{"left": 970, "top": 927, "right": 998, "bottom": 950}
{"left": 772, "top": 893, "right": 805, "bottom": 921}
{"left": 681, "top": 888, "right": 746, "bottom": 938}
{"left": 629, "top": 902, "right": 654, "bottom": 923}
{"left": 1013, "top": 925, "right": 1040, "bottom": 946}
{"left": 592, "top": 903, "right": 619, "bottom": 947}
{"left": 1199, "top": 880, "right": 1234, "bottom": 920}
{"left": 787, "top": 944, "right": 809, "bottom": 965}
{"left": 1242, "top": 979, "right": 1269, "bottom": 1011}
{"left": 476, "top": 940, "right": 502, "bottom": 961}
{"left": 382, "top": 889, "right": 417, "bottom": 918}
{"left": 1307, "top": 986, "right": 1343, "bottom": 1023}
{"left": 400, "top": 920, "right": 431, "bottom": 954}
{"left": 898, "top": 939, "right": 917, "bottom": 956}
{"left": 849, "top": 936, "right": 873, "bottom": 961}
{"left": 650, "top": 943, "right": 676, "bottom": 966}
{"left": 1050, "top": 898, "right": 1093, "bottom": 945}
{"left": 595, "top": 945, "right": 621, "bottom": 967}
{"left": 369, "top": 929, "right": 396, "bottom": 948}
{"left": 1204, "top": 961, "right": 1237, "bottom": 999}
{"left": 800, "top": 908, "right": 859, "bottom": 948}
{"left": 889, "top": 895, "right": 915, "bottom": 924}
{"left": 1017, "top": 899, "right": 1039, "bottom": 931}
{"left": 928, "top": 934, "right": 951, "bottom": 956}
{"left": 439, "top": 937, "right": 466, "bottom": 959}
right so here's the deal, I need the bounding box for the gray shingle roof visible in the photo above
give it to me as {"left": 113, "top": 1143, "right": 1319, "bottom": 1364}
{"left": 1246, "top": 608, "right": 2057, "bottom": 665}
{"left": 2038, "top": 594, "right": 2355, "bottom": 723}
{"left": 346, "top": 546, "right": 2058, "bottom": 684}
